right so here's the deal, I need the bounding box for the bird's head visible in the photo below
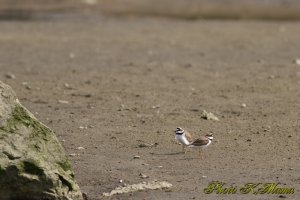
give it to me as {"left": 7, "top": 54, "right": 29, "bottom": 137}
{"left": 205, "top": 133, "right": 214, "bottom": 141}
{"left": 175, "top": 127, "right": 185, "bottom": 135}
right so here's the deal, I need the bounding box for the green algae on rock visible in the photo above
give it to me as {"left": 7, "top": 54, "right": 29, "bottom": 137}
{"left": 0, "top": 81, "right": 83, "bottom": 200}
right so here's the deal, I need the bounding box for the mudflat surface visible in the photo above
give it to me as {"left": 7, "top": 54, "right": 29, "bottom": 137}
{"left": 0, "top": 14, "right": 299, "bottom": 200}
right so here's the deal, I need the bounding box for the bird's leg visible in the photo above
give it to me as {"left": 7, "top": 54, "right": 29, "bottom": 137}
{"left": 198, "top": 149, "right": 203, "bottom": 159}
{"left": 184, "top": 146, "right": 188, "bottom": 154}
{"left": 182, "top": 145, "right": 186, "bottom": 154}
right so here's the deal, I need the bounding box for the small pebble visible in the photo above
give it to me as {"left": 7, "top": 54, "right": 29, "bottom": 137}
{"left": 241, "top": 103, "right": 247, "bottom": 108}
{"left": 278, "top": 195, "right": 287, "bottom": 198}
{"left": 138, "top": 144, "right": 149, "bottom": 148}
{"left": 69, "top": 153, "right": 77, "bottom": 157}
{"left": 268, "top": 75, "right": 276, "bottom": 79}
{"left": 293, "top": 58, "right": 300, "bottom": 65}
{"left": 64, "top": 83, "right": 72, "bottom": 89}
{"left": 202, "top": 176, "right": 207, "bottom": 178}
{"left": 25, "top": 85, "right": 31, "bottom": 90}
{"left": 82, "top": 192, "right": 88, "bottom": 200}
{"left": 157, "top": 166, "right": 163, "bottom": 168}
{"left": 141, "top": 163, "right": 149, "bottom": 166}
{"left": 119, "top": 179, "right": 123, "bottom": 183}
{"left": 201, "top": 110, "right": 219, "bottom": 121}
{"left": 289, "top": 168, "right": 294, "bottom": 170}
{"left": 133, "top": 155, "right": 140, "bottom": 159}
{"left": 139, "top": 173, "right": 149, "bottom": 179}
{"left": 87, "top": 104, "right": 95, "bottom": 109}
{"left": 5, "top": 73, "right": 15, "bottom": 79}
{"left": 76, "top": 147, "right": 85, "bottom": 150}
{"left": 58, "top": 100, "right": 69, "bottom": 104}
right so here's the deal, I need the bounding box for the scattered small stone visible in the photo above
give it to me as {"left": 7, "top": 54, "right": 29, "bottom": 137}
{"left": 58, "top": 100, "right": 69, "bottom": 104}
{"left": 268, "top": 75, "right": 276, "bottom": 79}
{"left": 241, "top": 103, "right": 247, "bottom": 108}
{"left": 278, "top": 195, "right": 287, "bottom": 198}
{"left": 69, "top": 153, "right": 77, "bottom": 157}
{"left": 289, "top": 168, "right": 294, "bottom": 170}
{"left": 84, "top": 80, "right": 92, "bottom": 85}
{"left": 133, "top": 155, "right": 140, "bottom": 159}
{"left": 76, "top": 147, "right": 85, "bottom": 150}
{"left": 138, "top": 144, "right": 148, "bottom": 148}
{"left": 82, "top": 192, "right": 88, "bottom": 200}
{"left": 184, "top": 63, "right": 192, "bottom": 68}
{"left": 71, "top": 93, "right": 92, "bottom": 98}
{"left": 201, "top": 110, "right": 219, "bottom": 121}
{"left": 263, "top": 129, "right": 268, "bottom": 132}
{"left": 5, "top": 73, "right": 15, "bottom": 79}
{"left": 139, "top": 173, "right": 149, "bottom": 179}
{"left": 87, "top": 104, "right": 95, "bottom": 109}
{"left": 138, "top": 143, "right": 158, "bottom": 148}
{"left": 157, "top": 166, "right": 163, "bottom": 168}
{"left": 79, "top": 126, "right": 87, "bottom": 129}
{"left": 293, "top": 58, "right": 300, "bottom": 65}
{"left": 152, "top": 105, "right": 160, "bottom": 109}
{"left": 202, "top": 176, "right": 207, "bottom": 178}
{"left": 64, "top": 83, "right": 72, "bottom": 89}
{"left": 25, "top": 85, "right": 31, "bottom": 90}
{"left": 119, "top": 179, "right": 123, "bottom": 183}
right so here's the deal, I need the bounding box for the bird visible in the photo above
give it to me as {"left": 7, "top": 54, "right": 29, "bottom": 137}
{"left": 175, "top": 127, "right": 213, "bottom": 158}
{"left": 175, "top": 127, "right": 193, "bottom": 153}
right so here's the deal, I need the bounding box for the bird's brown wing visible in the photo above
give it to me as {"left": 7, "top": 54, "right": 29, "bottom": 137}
{"left": 190, "top": 137, "right": 209, "bottom": 146}
{"left": 185, "top": 130, "right": 193, "bottom": 142}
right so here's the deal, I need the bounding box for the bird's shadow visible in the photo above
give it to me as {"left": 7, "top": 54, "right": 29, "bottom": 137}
{"left": 151, "top": 152, "right": 197, "bottom": 160}
{"left": 152, "top": 152, "right": 183, "bottom": 156}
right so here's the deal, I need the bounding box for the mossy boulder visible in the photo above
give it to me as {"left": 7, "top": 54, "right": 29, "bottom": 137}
{"left": 0, "top": 81, "right": 83, "bottom": 200}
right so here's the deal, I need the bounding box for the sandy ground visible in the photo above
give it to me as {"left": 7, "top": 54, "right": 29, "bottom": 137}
{"left": 0, "top": 13, "right": 300, "bottom": 200}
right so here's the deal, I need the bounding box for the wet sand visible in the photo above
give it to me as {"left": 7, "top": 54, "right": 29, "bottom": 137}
{"left": 0, "top": 13, "right": 299, "bottom": 200}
